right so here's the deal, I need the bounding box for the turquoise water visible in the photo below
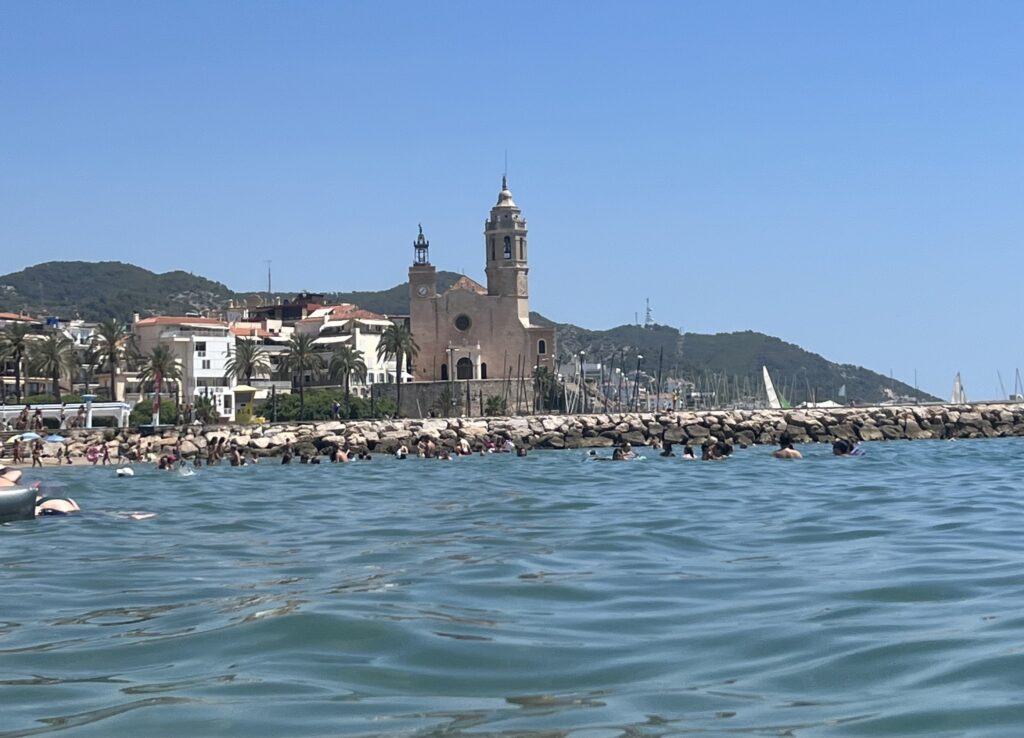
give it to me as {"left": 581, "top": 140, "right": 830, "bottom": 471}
{"left": 3, "top": 439, "right": 1024, "bottom": 737}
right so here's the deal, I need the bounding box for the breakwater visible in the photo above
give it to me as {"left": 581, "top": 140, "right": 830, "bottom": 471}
{"left": 16, "top": 403, "right": 1024, "bottom": 462}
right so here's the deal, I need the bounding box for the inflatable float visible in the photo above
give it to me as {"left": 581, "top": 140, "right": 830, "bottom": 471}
{"left": 0, "top": 486, "right": 37, "bottom": 523}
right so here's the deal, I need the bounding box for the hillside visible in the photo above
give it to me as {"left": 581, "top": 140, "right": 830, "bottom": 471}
{"left": 0, "top": 261, "right": 234, "bottom": 320}
{"left": 0, "top": 261, "right": 938, "bottom": 403}
{"left": 550, "top": 322, "right": 937, "bottom": 405}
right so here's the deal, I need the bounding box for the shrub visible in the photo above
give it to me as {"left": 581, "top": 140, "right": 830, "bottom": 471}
{"left": 129, "top": 399, "right": 178, "bottom": 427}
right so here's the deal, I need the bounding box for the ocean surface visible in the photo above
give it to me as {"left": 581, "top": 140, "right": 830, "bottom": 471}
{"left": 3, "top": 438, "right": 1024, "bottom": 737}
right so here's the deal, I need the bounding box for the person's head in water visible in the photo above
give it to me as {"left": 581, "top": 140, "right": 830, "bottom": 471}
{"left": 683, "top": 445, "right": 695, "bottom": 459}
{"left": 778, "top": 434, "right": 794, "bottom": 450}
{"left": 832, "top": 438, "right": 853, "bottom": 455}
{"left": 660, "top": 441, "right": 675, "bottom": 457}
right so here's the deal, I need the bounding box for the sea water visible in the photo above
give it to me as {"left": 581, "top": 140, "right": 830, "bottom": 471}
{"left": 3, "top": 438, "right": 1024, "bottom": 737}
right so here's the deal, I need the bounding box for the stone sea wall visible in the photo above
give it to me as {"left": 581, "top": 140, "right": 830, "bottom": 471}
{"left": 18, "top": 403, "right": 1024, "bottom": 462}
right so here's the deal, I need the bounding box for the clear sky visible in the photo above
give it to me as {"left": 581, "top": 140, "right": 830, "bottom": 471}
{"left": 2, "top": 1, "right": 1022, "bottom": 399}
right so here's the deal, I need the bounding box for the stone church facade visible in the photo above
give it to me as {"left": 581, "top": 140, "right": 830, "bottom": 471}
{"left": 408, "top": 178, "right": 556, "bottom": 385}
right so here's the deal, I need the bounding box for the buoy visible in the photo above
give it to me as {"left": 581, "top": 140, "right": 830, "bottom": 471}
{"left": 116, "top": 467, "right": 135, "bottom": 477}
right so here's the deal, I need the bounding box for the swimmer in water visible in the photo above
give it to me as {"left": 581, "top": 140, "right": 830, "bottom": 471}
{"left": 681, "top": 445, "right": 696, "bottom": 460}
{"left": 772, "top": 434, "right": 803, "bottom": 459}
{"left": 832, "top": 438, "right": 861, "bottom": 456}
{"left": 660, "top": 441, "right": 676, "bottom": 458}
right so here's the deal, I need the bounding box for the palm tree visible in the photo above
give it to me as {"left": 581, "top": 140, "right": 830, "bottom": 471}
{"left": 137, "top": 344, "right": 182, "bottom": 425}
{"left": 328, "top": 344, "right": 367, "bottom": 403}
{"left": 80, "top": 345, "right": 100, "bottom": 396}
{"left": 30, "top": 332, "right": 78, "bottom": 402}
{"left": 92, "top": 318, "right": 132, "bottom": 402}
{"left": 225, "top": 338, "right": 272, "bottom": 384}
{"left": 0, "top": 323, "right": 33, "bottom": 401}
{"left": 284, "top": 334, "right": 323, "bottom": 420}
{"left": 193, "top": 394, "right": 218, "bottom": 424}
{"left": 376, "top": 323, "right": 419, "bottom": 417}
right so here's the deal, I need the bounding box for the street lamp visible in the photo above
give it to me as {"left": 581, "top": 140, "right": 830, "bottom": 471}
{"left": 633, "top": 354, "right": 644, "bottom": 413}
{"left": 578, "top": 350, "right": 586, "bottom": 414}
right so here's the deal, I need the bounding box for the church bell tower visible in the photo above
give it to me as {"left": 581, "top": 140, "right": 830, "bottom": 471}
{"left": 484, "top": 177, "right": 529, "bottom": 311}
{"left": 409, "top": 224, "right": 437, "bottom": 302}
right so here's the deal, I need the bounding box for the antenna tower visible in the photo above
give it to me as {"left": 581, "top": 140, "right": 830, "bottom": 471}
{"left": 644, "top": 298, "right": 654, "bottom": 328}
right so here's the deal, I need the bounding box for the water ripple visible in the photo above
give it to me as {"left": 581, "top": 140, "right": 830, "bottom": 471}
{"left": 3, "top": 439, "right": 1024, "bottom": 735}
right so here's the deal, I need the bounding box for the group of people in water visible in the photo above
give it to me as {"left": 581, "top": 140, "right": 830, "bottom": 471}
{"left": 1, "top": 425, "right": 865, "bottom": 520}
{"left": 585, "top": 434, "right": 861, "bottom": 462}
{"left": 0, "top": 463, "right": 80, "bottom": 516}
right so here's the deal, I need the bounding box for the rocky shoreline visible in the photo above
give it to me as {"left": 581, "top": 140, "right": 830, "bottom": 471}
{"left": 10, "top": 403, "right": 1024, "bottom": 464}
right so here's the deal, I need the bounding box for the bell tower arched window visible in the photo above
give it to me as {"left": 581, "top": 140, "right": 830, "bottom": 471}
{"left": 503, "top": 236, "right": 512, "bottom": 259}
{"left": 538, "top": 339, "right": 547, "bottom": 355}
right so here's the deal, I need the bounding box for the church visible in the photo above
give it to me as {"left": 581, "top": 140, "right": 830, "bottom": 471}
{"left": 408, "top": 177, "right": 555, "bottom": 384}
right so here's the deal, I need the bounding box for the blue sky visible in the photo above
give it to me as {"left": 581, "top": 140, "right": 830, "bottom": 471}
{"left": 2, "top": 1, "right": 1022, "bottom": 399}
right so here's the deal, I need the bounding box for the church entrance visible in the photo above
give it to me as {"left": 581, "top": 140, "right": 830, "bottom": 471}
{"left": 456, "top": 357, "right": 474, "bottom": 380}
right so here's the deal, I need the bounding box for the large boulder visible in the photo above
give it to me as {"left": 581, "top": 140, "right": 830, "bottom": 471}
{"left": 857, "top": 425, "right": 884, "bottom": 442}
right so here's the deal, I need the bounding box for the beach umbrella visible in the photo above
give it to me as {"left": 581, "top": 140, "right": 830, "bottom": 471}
{"left": 17, "top": 432, "right": 41, "bottom": 441}
{"left": 45, "top": 434, "right": 66, "bottom": 443}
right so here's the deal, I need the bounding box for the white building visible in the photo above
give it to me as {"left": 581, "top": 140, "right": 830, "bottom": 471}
{"left": 133, "top": 316, "right": 237, "bottom": 420}
{"left": 293, "top": 304, "right": 398, "bottom": 394}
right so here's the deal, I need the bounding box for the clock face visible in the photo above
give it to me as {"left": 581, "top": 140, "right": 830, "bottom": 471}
{"left": 417, "top": 285, "right": 429, "bottom": 297}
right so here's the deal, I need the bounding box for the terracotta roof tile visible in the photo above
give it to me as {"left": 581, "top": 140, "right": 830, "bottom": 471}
{"left": 446, "top": 275, "right": 487, "bottom": 295}
{"left": 134, "top": 316, "right": 227, "bottom": 327}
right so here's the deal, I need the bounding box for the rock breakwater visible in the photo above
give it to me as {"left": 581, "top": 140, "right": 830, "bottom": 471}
{"left": 17, "top": 403, "right": 1024, "bottom": 463}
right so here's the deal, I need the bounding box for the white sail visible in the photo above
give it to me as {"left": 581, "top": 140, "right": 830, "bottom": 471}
{"left": 763, "top": 366, "right": 783, "bottom": 410}
{"left": 951, "top": 372, "right": 967, "bottom": 404}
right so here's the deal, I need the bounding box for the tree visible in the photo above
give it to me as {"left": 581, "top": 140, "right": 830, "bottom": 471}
{"left": 0, "top": 323, "right": 33, "bottom": 401}
{"left": 376, "top": 323, "right": 419, "bottom": 417}
{"left": 192, "top": 394, "right": 218, "bottom": 424}
{"left": 225, "top": 338, "right": 272, "bottom": 384}
{"left": 137, "top": 344, "right": 182, "bottom": 425}
{"left": 533, "top": 366, "right": 558, "bottom": 413}
{"left": 79, "top": 345, "right": 100, "bottom": 396}
{"left": 92, "top": 318, "right": 132, "bottom": 402}
{"left": 328, "top": 344, "right": 367, "bottom": 403}
{"left": 30, "top": 332, "right": 78, "bottom": 402}
{"left": 284, "top": 334, "right": 323, "bottom": 420}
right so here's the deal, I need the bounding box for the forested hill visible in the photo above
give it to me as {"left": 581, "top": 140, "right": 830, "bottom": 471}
{"left": 547, "top": 321, "right": 938, "bottom": 405}
{"left": 0, "top": 261, "right": 234, "bottom": 320}
{"left": 0, "top": 261, "right": 938, "bottom": 404}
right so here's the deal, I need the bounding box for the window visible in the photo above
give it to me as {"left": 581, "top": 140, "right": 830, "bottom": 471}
{"left": 195, "top": 341, "right": 207, "bottom": 357}
{"left": 456, "top": 357, "right": 473, "bottom": 380}
{"left": 519, "top": 239, "right": 524, "bottom": 260}
{"left": 454, "top": 314, "right": 471, "bottom": 331}
{"left": 481, "top": 363, "right": 487, "bottom": 379}
{"left": 538, "top": 339, "right": 547, "bottom": 355}
{"left": 201, "top": 359, "right": 211, "bottom": 370}
{"left": 503, "top": 236, "right": 511, "bottom": 259}
{"left": 490, "top": 238, "right": 495, "bottom": 261}
{"left": 441, "top": 364, "right": 449, "bottom": 381}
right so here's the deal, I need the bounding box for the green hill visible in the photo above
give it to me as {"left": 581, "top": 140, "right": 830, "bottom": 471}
{"left": 548, "top": 321, "right": 937, "bottom": 405}
{"left": 0, "top": 261, "right": 937, "bottom": 404}
{"left": 0, "top": 261, "right": 233, "bottom": 320}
